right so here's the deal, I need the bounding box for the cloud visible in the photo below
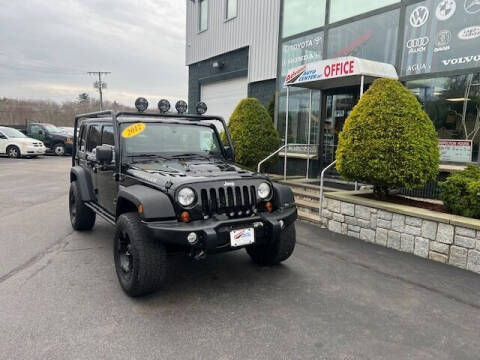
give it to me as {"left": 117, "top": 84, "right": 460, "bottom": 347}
{"left": 0, "top": 0, "right": 187, "bottom": 106}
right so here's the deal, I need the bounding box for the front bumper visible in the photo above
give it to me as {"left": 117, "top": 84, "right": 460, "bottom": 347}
{"left": 23, "top": 145, "right": 46, "bottom": 155}
{"left": 143, "top": 205, "right": 297, "bottom": 252}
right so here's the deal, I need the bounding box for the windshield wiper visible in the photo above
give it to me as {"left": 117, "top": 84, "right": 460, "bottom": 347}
{"left": 129, "top": 154, "right": 172, "bottom": 162}
{"left": 170, "top": 153, "right": 212, "bottom": 159}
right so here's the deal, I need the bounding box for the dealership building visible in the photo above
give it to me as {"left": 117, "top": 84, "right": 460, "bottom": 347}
{"left": 186, "top": 0, "right": 480, "bottom": 177}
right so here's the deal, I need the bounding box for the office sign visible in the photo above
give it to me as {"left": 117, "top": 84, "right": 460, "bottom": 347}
{"left": 402, "top": 0, "right": 480, "bottom": 75}
{"left": 439, "top": 139, "right": 473, "bottom": 162}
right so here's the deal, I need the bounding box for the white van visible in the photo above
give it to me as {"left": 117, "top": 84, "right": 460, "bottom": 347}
{"left": 0, "top": 126, "right": 46, "bottom": 158}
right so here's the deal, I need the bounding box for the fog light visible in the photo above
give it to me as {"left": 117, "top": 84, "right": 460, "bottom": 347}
{"left": 279, "top": 220, "right": 284, "bottom": 229}
{"left": 187, "top": 232, "right": 198, "bottom": 244}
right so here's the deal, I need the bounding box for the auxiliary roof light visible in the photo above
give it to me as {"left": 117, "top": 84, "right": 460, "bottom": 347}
{"left": 134, "top": 97, "right": 149, "bottom": 112}
{"left": 175, "top": 100, "right": 188, "bottom": 114}
{"left": 158, "top": 99, "right": 171, "bottom": 113}
{"left": 196, "top": 101, "right": 207, "bottom": 115}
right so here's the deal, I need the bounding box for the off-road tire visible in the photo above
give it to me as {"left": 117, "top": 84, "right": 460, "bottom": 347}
{"left": 54, "top": 143, "right": 66, "bottom": 156}
{"left": 246, "top": 222, "right": 296, "bottom": 266}
{"left": 69, "top": 181, "right": 96, "bottom": 230}
{"left": 114, "top": 212, "right": 168, "bottom": 297}
{"left": 7, "top": 145, "right": 21, "bottom": 158}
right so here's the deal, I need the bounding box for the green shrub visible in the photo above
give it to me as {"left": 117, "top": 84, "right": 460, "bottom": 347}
{"left": 336, "top": 78, "right": 440, "bottom": 197}
{"left": 227, "top": 98, "right": 281, "bottom": 169}
{"left": 439, "top": 165, "right": 480, "bottom": 218}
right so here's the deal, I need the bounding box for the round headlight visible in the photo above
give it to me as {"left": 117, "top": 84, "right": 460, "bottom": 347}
{"left": 135, "top": 97, "right": 149, "bottom": 112}
{"left": 177, "top": 187, "right": 196, "bottom": 207}
{"left": 175, "top": 100, "right": 188, "bottom": 114}
{"left": 158, "top": 99, "right": 171, "bottom": 113}
{"left": 196, "top": 101, "right": 207, "bottom": 115}
{"left": 257, "top": 182, "right": 271, "bottom": 200}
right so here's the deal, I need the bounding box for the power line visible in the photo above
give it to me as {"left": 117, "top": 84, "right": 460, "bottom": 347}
{"left": 87, "top": 71, "right": 111, "bottom": 110}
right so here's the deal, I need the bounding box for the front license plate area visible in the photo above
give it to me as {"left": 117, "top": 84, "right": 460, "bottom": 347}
{"left": 230, "top": 228, "right": 255, "bottom": 247}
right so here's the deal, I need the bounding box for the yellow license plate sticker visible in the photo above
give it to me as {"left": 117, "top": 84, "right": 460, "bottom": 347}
{"left": 122, "top": 123, "right": 146, "bottom": 138}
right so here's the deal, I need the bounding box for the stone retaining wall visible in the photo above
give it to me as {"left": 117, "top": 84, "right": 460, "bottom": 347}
{"left": 321, "top": 194, "right": 480, "bottom": 274}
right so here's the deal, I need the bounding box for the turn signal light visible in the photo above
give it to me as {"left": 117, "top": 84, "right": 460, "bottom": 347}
{"left": 265, "top": 202, "right": 273, "bottom": 212}
{"left": 180, "top": 211, "right": 191, "bottom": 223}
{"left": 138, "top": 204, "right": 144, "bottom": 214}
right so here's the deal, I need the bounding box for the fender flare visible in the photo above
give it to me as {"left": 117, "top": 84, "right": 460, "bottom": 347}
{"left": 70, "top": 166, "right": 95, "bottom": 201}
{"left": 117, "top": 184, "right": 176, "bottom": 220}
{"left": 272, "top": 182, "right": 295, "bottom": 209}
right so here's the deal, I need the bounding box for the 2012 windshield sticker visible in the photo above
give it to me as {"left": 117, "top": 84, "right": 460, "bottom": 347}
{"left": 122, "top": 123, "right": 146, "bottom": 138}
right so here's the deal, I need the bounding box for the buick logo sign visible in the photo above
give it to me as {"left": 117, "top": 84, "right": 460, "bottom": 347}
{"left": 434, "top": 30, "right": 452, "bottom": 52}
{"left": 436, "top": 0, "right": 457, "bottom": 20}
{"left": 410, "top": 6, "right": 430, "bottom": 27}
{"left": 406, "top": 36, "right": 429, "bottom": 53}
{"left": 458, "top": 26, "right": 480, "bottom": 40}
{"left": 464, "top": 0, "right": 480, "bottom": 14}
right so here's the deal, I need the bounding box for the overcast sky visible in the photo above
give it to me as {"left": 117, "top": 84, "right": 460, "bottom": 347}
{"left": 0, "top": 0, "right": 187, "bottom": 106}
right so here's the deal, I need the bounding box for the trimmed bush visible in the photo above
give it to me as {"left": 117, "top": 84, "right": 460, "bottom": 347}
{"left": 439, "top": 165, "right": 480, "bottom": 218}
{"left": 336, "top": 78, "right": 440, "bottom": 197}
{"left": 227, "top": 98, "right": 281, "bottom": 169}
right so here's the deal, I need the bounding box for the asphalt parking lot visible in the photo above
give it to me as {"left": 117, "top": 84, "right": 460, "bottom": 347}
{"left": 2, "top": 156, "right": 480, "bottom": 360}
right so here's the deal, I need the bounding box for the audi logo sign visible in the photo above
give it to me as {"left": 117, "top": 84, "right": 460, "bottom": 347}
{"left": 406, "top": 37, "right": 429, "bottom": 48}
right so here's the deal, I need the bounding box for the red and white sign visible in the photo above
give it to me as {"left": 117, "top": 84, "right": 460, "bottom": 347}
{"left": 284, "top": 56, "right": 398, "bottom": 87}
{"left": 439, "top": 139, "right": 472, "bottom": 163}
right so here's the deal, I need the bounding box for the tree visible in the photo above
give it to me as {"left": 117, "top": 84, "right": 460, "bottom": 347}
{"left": 77, "top": 93, "right": 90, "bottom": 104}
{"left": 227, "top": 98, "right": 281, "bottom": 169}
{"left": 336, "top": 78, "right": 440, "bottom": 198}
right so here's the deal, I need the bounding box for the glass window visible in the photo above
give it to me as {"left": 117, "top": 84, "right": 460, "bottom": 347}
{"left": 86, "top": 125, "right": 101, "bottom": 153}
{"left": 401, "top": 0, "right": 480, "bottom": 76}
{"left": 329, "top": 0, "right": 399, "bottom": 23}
{"left": 78, "top": 124, "right": 86, "bottom": 152}
{"left": 226, "top": 0, "right": 237, "bottom": 20}
{"left": 326, "top": 9, "right": 399, "bottom": 65}
{"left": 279, "top": 31, "right": 323, "bottom": 90}
{"left": 29, "top": 125, "right": 42, "bottom": 135}
{"left": 406, "top": 73, "right": 480, "bottom": 162}
{"left": 282, "top": 0, "right": 326, "bottom": 38}
{"left": 199, "top": 0, "right": 208, "bottom": 32}
{"left": 102, "top": 125, "right": 114, "bottom": 146}
{"left": 0, "top": 127, "right": 26, "bottom": 138}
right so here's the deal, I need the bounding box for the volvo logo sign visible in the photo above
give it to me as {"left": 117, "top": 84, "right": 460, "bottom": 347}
{"left": 410, "top": 6, "right": 430, "bottom": 27}
{"left": 464, "top": 0, "right": 480, "bottom": 14}
{"left": 406, "top": 36, "right": 429, "bottom": 53}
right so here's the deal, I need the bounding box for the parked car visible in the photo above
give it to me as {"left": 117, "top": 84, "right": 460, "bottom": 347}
{"left": 13, "top": 123, "right": 73, "bottom": 156}
{"left": 68, "top": 99, "right": 297, "bottom": 297}
{"left": 0, "top": 126, "right": 46, "bottom": 158}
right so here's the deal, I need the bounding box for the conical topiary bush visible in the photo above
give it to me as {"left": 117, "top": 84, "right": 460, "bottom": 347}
{"left": 227, "top": 98, "right": 281, "bottom": 169}
{"left": 336, "top": 78, "right": 439, "bottom": 197}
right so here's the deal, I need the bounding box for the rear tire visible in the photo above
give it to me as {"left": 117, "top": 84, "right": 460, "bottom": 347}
{"left": 246, "top": 223, "right": 296, "bottom": 266}
{"left": 114, "top": 212, "right": 168, "bottom": 297}
{"left": 7, "top": 145, "right": 21, "bottom": 158}
{"left": 69, "top": 181, "right": 96, "bottom": 230}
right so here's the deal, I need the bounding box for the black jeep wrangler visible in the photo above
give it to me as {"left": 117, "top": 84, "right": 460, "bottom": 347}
{"left": 69, "top": 99, "right": 297, "bottom": 297}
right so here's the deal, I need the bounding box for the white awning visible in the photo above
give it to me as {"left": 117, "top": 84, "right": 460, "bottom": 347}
{"left": 284, "top": 56, "right": 398, "bottom": 90}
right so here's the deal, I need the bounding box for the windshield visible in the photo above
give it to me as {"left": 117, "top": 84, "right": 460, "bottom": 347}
{"left": 43, "top": 124, "right": 61, "bottom": 133}
{"left": 0, "top": 128, "right": 27, "bottom": 138}
{"left": 121, "top": 122, "right": 223, "bottom": 159}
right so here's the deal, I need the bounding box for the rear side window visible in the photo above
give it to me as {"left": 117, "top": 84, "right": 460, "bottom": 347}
{"left": 86, "top": 125, "right": 101, "bottom": 152}
{"left": 102, "top": 125, "right": 114, "bottom": 146}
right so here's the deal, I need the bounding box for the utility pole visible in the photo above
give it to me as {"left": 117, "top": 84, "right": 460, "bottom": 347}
{"left": 87, "top": 71, "right": 111, "bottom": 110}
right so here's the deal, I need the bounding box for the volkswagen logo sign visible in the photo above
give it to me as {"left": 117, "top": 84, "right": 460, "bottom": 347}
{"left": 410, "top": 6, "right": 430, "bottom": 27}
{"left": 464, "top": 0, "right": 480, "bottom": 14}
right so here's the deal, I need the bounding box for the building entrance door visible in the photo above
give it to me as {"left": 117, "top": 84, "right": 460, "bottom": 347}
{"left": 319, "top": 87, "right": 360, "bottom": 173}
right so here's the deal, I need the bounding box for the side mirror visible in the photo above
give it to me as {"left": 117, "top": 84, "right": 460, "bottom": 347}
{"left": 95, "top": 145, "right": 113, "bottom": 164}
{"left": 224, "top": 146, "right": 234, "bottom": 161}
{"left": 38, "top": 130, "right": 44, "bottom": 135}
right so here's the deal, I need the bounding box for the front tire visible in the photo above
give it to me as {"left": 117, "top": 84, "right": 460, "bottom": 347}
{"left": 7, "top": 145, "right": 21, "bottom": 158}
{"left": 69, "top": 181, "right": 96, "bottom": 230}
{"left": 54, "top": 143, "right": 66, "bottom": 156}
{"left": 246, "top": 223, "right": 296, "bottom": 266}
{"left": 114, "top": 212, "right": 168, "bottom": 297}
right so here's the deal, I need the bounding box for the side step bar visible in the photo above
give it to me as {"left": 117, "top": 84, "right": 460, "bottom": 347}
{"left": 85, "top": 202, "right": 116, "bottom": 225}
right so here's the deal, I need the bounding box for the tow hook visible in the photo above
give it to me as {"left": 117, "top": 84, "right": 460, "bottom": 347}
{"left": 189, "top": 248, "right": 207, "bottom": 261}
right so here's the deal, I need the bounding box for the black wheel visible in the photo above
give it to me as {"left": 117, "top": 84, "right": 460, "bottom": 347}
{"left": 246, "top": 222, "right": 296, "bottom": 266}
{"left": 114, "top": 212, "right": 168, "bottom": 297}
{"left": 53, "top": 143, "right": 66, "bottom": 156}
{"left": 7, "top": 145, "right": 21, "bottom": 158}
{"left": 69, "top": 181, "right": 96, "bottom": 230}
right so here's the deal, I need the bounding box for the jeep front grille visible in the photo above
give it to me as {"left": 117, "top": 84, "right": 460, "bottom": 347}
{"left": 200, "top": 185, "right": 257, "bottom": 217}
